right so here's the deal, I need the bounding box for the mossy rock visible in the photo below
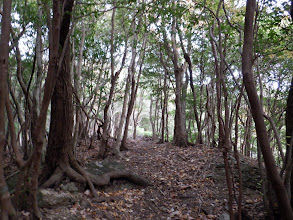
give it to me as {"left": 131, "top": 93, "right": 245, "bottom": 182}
{"left": 86, "top": 160, "right": 126, "bottom": 176}
{"left": 213, "top": 158, "right": 261, "bottom": 191}
{"left": 241, "top": 164, "right": 261, "bottom": 190}
{"left": 37, "top": 189, "right": 78, "bottom": 208}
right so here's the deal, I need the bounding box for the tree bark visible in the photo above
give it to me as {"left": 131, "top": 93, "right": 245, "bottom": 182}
{"left": 42, "top": 0, "right": 75, "bottom": 179}
{"left": 132, "top": 100, "right": 142, "bottom": 140}
{"left": 170, "top": 18, "right": 188, "bottom": 147}
{"left": 161, "top": 69, "right": 168, "bottom": 142}
{"left": 72, "top": 24, "right": 85, "bottom": 153}
{"left": 100, "top": 3, "right": 118, "bottom": 157}
{"left": 31, "top": 0, "right": 44, "bottom": 141}
{"left": 150, "top": 96, "right": 157, "bottom": 141}
{"left": 120, "top": 33, "right": 146, "bottom": 150}
{"left": 113, "top": 75, "right": 131, "bottom": 154}
{"left": 242, "top": 0, "right": 293, "bottom": 218}
{"left": 99, "top": 2, "right": 128, "bottom": 157}
{"left": 177, "top": 27, "right": 203, "bottom": 144}
{"left": 173, "top": 65, "right": 188, "bottom": 147}
{"left": 45, "top": 0, "right": 73, "bottom": 179}
{"left": 0, "top": 0, "right": 17, "bottom": 219}
{"left": 244, "top": 113, "right": 252, "bottom": 157}
{"left": 209, "top": 2, "right": 236, "bottom": 218}
{"left": 286, "top": 77, "right": 293, "bottom": 204}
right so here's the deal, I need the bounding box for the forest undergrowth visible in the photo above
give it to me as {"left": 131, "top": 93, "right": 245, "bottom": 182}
{"left": 4, "top": 137, "right": 265, "bottom": 219}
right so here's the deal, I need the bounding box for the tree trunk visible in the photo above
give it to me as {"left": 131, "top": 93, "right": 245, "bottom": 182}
{"left": 132, "top": 95, "right": 143, "bottom": 140}
{"left": 41, "top": 0, "right": 75, "bottom": 182}
{"left": 173, "top": 65, "right": 188, "bottom": 147}
{"left": 209, "top": 2, "right": 234, "bottom": 218}
{"left": 11, "top": 0, "right": 67, "bottom": 217}
{"left": 99, "top": 2, "right": 128, "bottom": 157}
{"left": 181, "top": 70, "right": 188, "bottom": 138}
{"left": 121, "top": 74, "right": 136, "bottom": 151}
{"left": 170, "top": 19, "right": 187, "bottom": 147}
{"left": 234, "top": 93, "right": 243, "bottom": 219}
{"left": 177, "top": 28, "right": 203, "bottom": 144}
{"left": 72, "top": 24, "right": 85, "bottom": 152}
{"left": 150, "top": 97, "right": 157, "bottom": 141}
{"left": 120, "top": 33, "right": 146, "bottom": 150}
{"left": 242, "top": 0, "right": 293, "bottom": 218}
{"left": 31, "top": 0, "right": 44, "bottom": 140}
{"left": 155, "top": 98, "right": 160, "bottom": 135}
{"left": 286, "top": 77, "right": 293, "bottom": 205}
{"left": 161, "top": 69, "right": 168, "bottom": 142}
{"left": 0, "top": 0, "right": 17, "bottom": 219}
{"left": 245, "top": 113, "right": 252, "bottom": 157}
{"left": 100, "top": 3, "right": 118, "bottom": 157}
{"left": 113, "top": 75, "right": 131, "bottom": 154}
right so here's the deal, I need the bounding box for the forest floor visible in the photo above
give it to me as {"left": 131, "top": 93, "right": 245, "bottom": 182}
{"left": 6, "top": 137, "right": 266, "bottom": 219}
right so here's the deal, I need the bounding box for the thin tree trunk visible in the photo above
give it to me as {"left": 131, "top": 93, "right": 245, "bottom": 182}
{"left": 113, "top": 75, "right": 131, "bottom": 154}
{"left": 0, "top": 0, "right": 17, "bottom": 218}
{"left": 166, "top": 103, "right": 169, "bottom": 142}
{"left": 155, "top": 98, "right": 159, "bottom": 135}
{"left": 161, "top": 69, "right": 168, "bottom": 143}
{"left": 120, "top": 33, "right": 146, "bottom": 150}
{"left": 72, "top": 24, "right": 85, "bottom": 151}
{"left": 234, "top": 92, "right": 244, "bottom": 219}
{"left": 284, "top": 4, "right": 293, "bottom": 202}
{"left": 209, "top": 2, "right": 234, "bottom": 218}
{"left": 121, "top": 74, "right": 136, "bottom": 150}
{"left": 244, "top": 113, "right": 252, "bottom": 157}
{"left": 286, "top": 76, "right": 293, "bottom": 204}
{"left": 181, "top": 70, "right": 188, "bottom": 137}
{"left": 100, "top": 3, "right": 118, "bottom": 157}
{"left": 242, "top": 0, "right": 293, "bottom": 218}
{"left": 31, "top": 0, "right": 44, "bottom": 134}
{"left": 177, "top": 28, "right": 203, "bottom": 144}
{"left": 100, "top": 3, "right": 128, "bottom": 157}
{"left": 150, "top": 96, "right": 157, "bottom": 141}
{"left": 170, "top": 16, "right": 188, "bottom": 147}
{"left": 263, "top": 114, "right": 285, "bottom": 162}
{"left": 132, "top": 99, "right": 142, "bottom": 140}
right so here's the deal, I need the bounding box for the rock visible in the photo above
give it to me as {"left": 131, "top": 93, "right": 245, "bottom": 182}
{"left": 60, "top": 182, "right": 79, "bottom": 192}
{"left": 38, "top": 189, "right": 78, "bottom": 208}
{"left": 86, "top": 160, "right": 126, "bottom": 176}
{"left": 213, "top": 155, "right": 261, "bottom": 191}
{"left": 241, "top": 163, "right": 261, "bottom": 190}
{"left": 80, "top": 199, "right": 91, "bottom": 209}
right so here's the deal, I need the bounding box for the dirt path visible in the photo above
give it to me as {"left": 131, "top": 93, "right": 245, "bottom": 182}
{"left": 115, "top": 139, "right": 223, "bottom": 219}
{"left": 41, "top": 138, "right": 264, "bottom": 219}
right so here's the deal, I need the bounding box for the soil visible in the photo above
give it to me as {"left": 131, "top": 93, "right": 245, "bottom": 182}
{"left": 5, "top": 137, "right": 265, "bottom": 219}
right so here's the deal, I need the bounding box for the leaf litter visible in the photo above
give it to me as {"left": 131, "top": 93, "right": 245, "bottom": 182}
{"left": 39, "top": 137, "right": 265, "bottom": 219}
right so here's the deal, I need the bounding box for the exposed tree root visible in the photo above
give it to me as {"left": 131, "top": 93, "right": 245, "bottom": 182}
{"left": 70, "top": 160, "right": 98, "bottom": 197}
{"left": 41, "top": 167, "right": 64, "bottom": 188}
{"left": 41, "top": 159, "right": 151, "bottom": 196}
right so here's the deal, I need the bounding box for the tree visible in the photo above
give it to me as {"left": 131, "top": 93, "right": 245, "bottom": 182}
{"left": 284, "top": 76, "right": 293, "bottom": 203}
{"left": 40, "top": 0, "right": 150, "bottom": 199}
{"left": 285, "top": 0, "right": 293, "bottom": 205}
{"left": 41, "top": 0, "right": 75, "bottom": 185}
{"left": 159, "top": 2, "right": 189, "bottom": 147}
{"left": 177, "top": 17, "right": 203, "bottom": 144}
{"left": 0, "top": 0, "right": 17, "bottom": 219}
{"left": 99, "top": 0, "right": 128, "bottom": 157}
{"left": 120, "top": 32, "right": 147, "bottom": 151}
{"left": 242, "top": 0, "right": 293, "bottom": 218}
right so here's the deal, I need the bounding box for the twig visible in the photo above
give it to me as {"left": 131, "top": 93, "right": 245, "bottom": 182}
{"left": 5, "top": 170, "right": 20, "bottom": 181}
